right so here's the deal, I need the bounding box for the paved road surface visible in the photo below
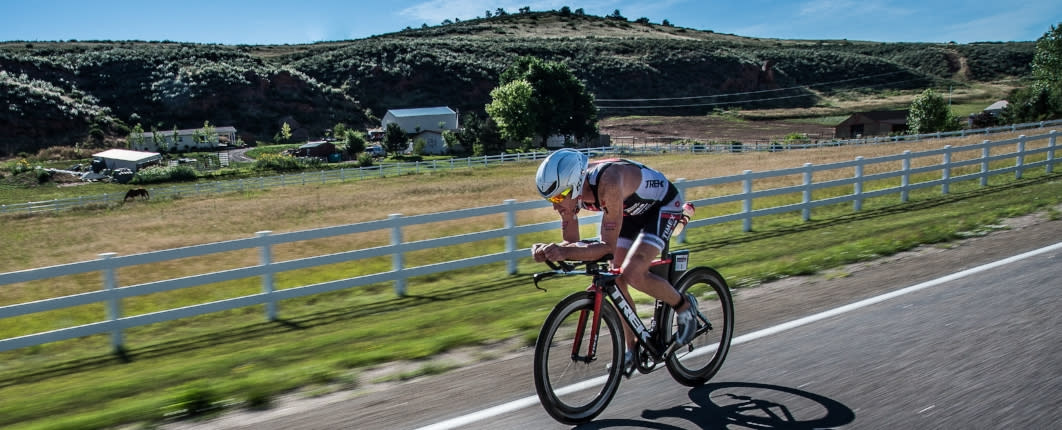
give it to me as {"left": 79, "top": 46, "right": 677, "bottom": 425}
{"left": 169, "top": 213, "right": 1061, "bottom": 429}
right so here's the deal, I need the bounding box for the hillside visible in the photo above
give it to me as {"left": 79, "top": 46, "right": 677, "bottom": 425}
{"left": 0, "top": 10, "right": 1036, "bottom": 156}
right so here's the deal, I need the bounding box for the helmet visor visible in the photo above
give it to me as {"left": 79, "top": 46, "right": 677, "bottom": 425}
{"left": 547, "top": 186, "right": 572, "bottom": 203}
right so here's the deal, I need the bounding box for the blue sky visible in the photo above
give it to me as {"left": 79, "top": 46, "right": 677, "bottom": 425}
{"left": 2, "top": 0, "right": 1059, "bottom": 45}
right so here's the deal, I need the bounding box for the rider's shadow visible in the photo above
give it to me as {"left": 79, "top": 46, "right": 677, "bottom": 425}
{"left": 576, "top": 381, "right": 855, "bottom": 430}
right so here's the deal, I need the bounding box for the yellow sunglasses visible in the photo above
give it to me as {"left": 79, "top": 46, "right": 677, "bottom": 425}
{"left": 548, "top": 186, "right": 572, "bottom": 203}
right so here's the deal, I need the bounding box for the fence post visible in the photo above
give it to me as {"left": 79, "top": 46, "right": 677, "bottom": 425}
{"left": 257, "top": 231, "right": 277, "bottom": 321}
{"left": 981, "top": 141, "right": 991, "bottom": 187}
{"left": 99, "top": 252, "right": 124, "bottom": 354}
{"left": 845, "top": 157, "right": 862, "bottom": 212}
{"left": 390, "top": 214, "right": 406, "bottom": 296}
{"left": 1015, "top": 135, "right": 1026, "bottom": 180}
{"left": 504, "top": 199, "right": 518, "bottom": 274}
{"left": 742, "top": 170, "right": 753, "bottom": 232}
{"left": 802, "top": 163, "right": 812, "bottom": 221}
{"left": 1048, "top": 130, "right": 1057, "bottom": 174}
{"left": 901, "top": 151, "right": 911, "bottom": 203}
{"left": 942, "top": 145, "right": 952, "bottom": 195}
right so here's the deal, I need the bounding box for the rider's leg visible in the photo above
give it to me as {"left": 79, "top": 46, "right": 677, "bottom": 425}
{"left": 619, "top": 237, "right": 685, "bottom": 311}
{"left": 622, "top": 238, "right": 701, "bottom": 345}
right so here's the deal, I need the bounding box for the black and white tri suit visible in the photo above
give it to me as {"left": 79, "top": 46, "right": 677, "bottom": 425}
{"left": 579, "top": 159, "right": 684, "bottom": 251}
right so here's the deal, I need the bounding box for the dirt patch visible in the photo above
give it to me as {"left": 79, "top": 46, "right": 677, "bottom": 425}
{"left": 598, "top": 115, "right": 836, "bottom": 145}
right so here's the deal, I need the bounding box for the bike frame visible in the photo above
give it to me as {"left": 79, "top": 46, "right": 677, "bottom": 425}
{"left": 572, "top": 258, "right": 675, "bottom": 364}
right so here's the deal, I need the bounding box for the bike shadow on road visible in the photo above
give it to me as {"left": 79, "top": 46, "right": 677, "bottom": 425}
{"left": 575, "top": 381, "right": 855, "bottom": 430}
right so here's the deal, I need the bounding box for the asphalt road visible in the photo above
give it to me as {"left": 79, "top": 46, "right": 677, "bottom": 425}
{"left": 169, "top": 214, "right": 1061, "bottom": 430}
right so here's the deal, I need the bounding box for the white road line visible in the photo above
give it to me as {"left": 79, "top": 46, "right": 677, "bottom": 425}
{"left": 415, "top": 241, "right": 1062, "bottom": 430}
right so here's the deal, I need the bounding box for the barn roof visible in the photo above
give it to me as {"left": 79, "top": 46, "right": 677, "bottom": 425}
{"left": 299, "top": 140, "right": 333, "bottom": 148}
{"left": 92, "top": 149, "right": 161, "bottom": 162}
{"left": 387, "top": 106, "right": 456, "bottom": 117}
{"left": 985, "top": 100, "right": 1009, "bottom": 111}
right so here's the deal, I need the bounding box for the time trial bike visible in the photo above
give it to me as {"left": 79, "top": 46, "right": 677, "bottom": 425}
{"left": 531, "top": 246, "right": 734, "bottom": 424}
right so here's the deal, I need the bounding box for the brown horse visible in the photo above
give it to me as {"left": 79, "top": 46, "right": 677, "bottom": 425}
{"left": 124, "top": 188, "right": 150, "bottom": 202}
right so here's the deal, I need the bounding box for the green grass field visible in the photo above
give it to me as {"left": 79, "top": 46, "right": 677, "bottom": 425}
{"left": 1, "top": 133, "right": 1060, "bottom": 429}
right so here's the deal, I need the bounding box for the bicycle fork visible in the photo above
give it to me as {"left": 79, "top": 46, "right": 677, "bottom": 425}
{"left": 570, "top": 284, "right": 607, "bottom": 363}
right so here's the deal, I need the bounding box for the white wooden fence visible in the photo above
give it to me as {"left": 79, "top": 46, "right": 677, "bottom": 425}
{"left": 0, "top": 130, "right": 1057, "bottom": 354}
{"left": 4, "top": 120, "right": 1060, "bottom": 215}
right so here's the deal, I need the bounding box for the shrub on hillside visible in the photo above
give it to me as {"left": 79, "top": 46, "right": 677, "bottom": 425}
{"left": 133, "top": 165, "right": 198, "bottom": 184}
{"left": 252, "top": 152, "right": 321, "bottom": 172}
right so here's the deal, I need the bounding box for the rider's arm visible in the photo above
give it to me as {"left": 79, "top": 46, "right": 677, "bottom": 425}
{"left": 554, "top": 200, "right": 611, "bottom": 261}
{"left": 557, "top": 200, "right": 581, "bottom": 244}
{"left": 593, "top": 167, "right": 625, "bottom": 265}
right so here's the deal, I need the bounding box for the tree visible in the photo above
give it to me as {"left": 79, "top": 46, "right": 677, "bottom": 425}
{"left": 167, "top": 126, "right": 178, "bottom": 153}
{"left": 490, "top": 56, "right": 598, "bottom": 148}
{"left": 128, "top": 123, "right": 145, "bottom": 149}
{"left": 344, "top": 130, "right": 367, "bottom": 158}
{"left": 1003, "top": 22, "right": 1062, "bottom": 123}
{"left": 151, "top": 127, "right": 166, "bottom": 153}
{"left": 907, "top": 89, "right": 958, "bottom": 134}
{"left": 411, "top": 137, "right": 427, "bottom": 156}
{"left": 1032, "top": 23, "right": 1062, "bottom": 91}
{"left": 279, "top": 122, "right": 292, "bottom": 143}
{"left": 485, "top": 80, "right": 536, "bottom": 145}
{"left": 332, "top": 123, "right": 348, "bottom": 140}
{"left": 384, "top": 122, "right": 407, "bottom": 155}
{"left": 1001, "top": 83, "right": 1061, "bottom": 123}
{"left": 448, "top": 112, "right": 501, "bottom": 156}
{"left": 195, "top": 120, "right": 217, "bottom": 144}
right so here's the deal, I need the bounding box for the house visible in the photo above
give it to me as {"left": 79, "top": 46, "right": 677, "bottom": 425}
{"left": 130, "top": 126, "right": 238, "bottom": 152}
{"left": 834, "top": 110, "right": 908, "bottom": 139}
{"left": 983, "top": 100, "right": 1009, "bottom": 117}
{"left": 381, "top": 107, "right": 459, "bottom": 155}
{"left": 92, "top": 149, "right": 162, "bottom": 173}
{"left": 382, "top": 106, "right": 459, "bottom": 135}
{"left": 293, "top": 140, "right": 336, "bottom": 158}
{"left": 968, "top": 100, "right": 1010, "bottom": 128}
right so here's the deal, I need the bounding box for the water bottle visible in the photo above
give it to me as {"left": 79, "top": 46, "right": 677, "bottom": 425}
{"left": 671, "top": 202, "right": 695, "bottom": 237}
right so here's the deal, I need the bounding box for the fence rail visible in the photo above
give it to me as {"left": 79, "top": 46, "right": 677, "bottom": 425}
{"left": 4, "top": 119, "right": 1061, "bottom": 215}
{"left": 0, "top": 130, "right": 1057, "bottom": 354}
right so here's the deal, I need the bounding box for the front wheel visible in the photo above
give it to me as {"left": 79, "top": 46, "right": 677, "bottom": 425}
{"left": 665, "top": 267, "right": 735, "bottom": 386}
{"left": 533, "top": 292, "right": 625, "bottom": 425}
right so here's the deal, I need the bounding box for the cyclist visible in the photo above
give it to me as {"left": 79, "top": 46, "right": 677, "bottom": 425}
{"left": 531, "top": 148, "right": 702, "bottom": 365}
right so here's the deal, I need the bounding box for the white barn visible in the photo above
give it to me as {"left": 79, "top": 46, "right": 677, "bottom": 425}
{"left": 380, "top": 107, "right": 459, "bottom": 155}
{"left": 381, "top": 106, "right": 458, "bottom": 134}
{"left": 92, "top": 149, "right": 162, "bottom": 172}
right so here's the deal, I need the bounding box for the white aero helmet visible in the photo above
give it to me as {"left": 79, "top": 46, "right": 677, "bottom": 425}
{"left": 536, "top": 148, "right": 588, "bottom": 203}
